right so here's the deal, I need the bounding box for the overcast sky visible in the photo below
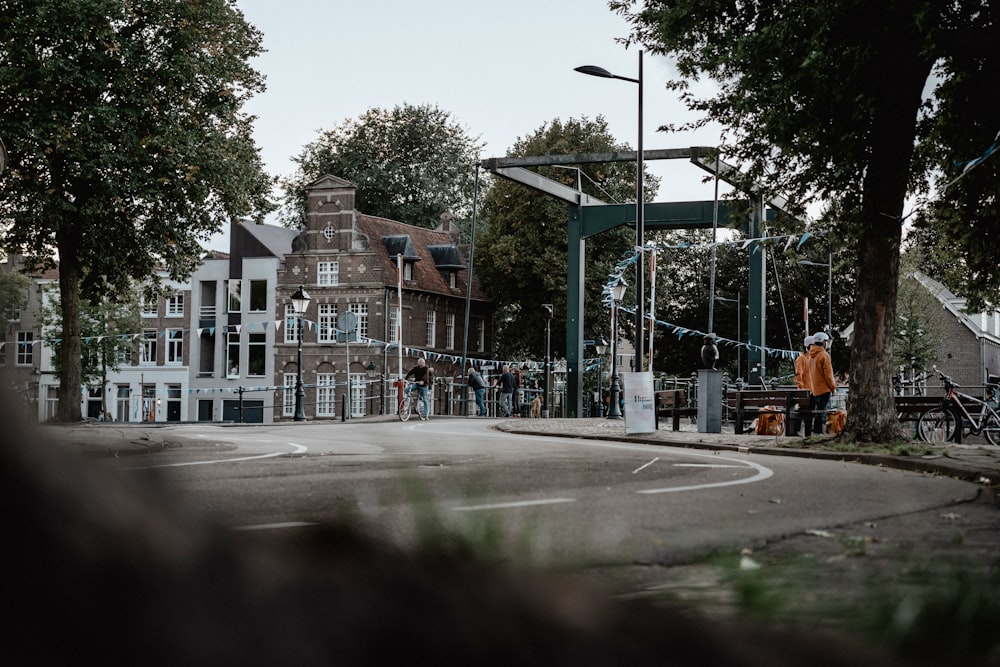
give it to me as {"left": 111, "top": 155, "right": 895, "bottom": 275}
{"left": 210, "top": 0, "right": 730, "bottom": 251}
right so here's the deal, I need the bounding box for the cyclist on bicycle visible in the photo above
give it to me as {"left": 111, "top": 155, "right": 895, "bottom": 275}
{"left": 405, "top": 357, "right": 431, "bottom": 417}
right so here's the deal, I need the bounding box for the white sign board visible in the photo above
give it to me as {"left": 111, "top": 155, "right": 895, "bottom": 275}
{"left": 622, "top": 371, "right": 656, "bottom": 434}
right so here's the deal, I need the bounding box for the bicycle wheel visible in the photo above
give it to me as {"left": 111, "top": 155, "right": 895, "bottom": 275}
{"left": 983, "top": 410, "right": 1000, "bottom": 446}
{"left": 398, "top": 396, "right": 412, "bottom": 422}
{"left": 917, "top": 407, "right": 958, "bottom": 443}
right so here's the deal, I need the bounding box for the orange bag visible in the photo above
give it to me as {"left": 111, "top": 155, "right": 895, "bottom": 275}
{"left": 755, "top": 406, "right": 785, "bottom": 435}
{"left": 826, "top": 409, "right": 847, "bottom": 435}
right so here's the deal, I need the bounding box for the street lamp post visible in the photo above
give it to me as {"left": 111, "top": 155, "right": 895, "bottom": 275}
{"left": 714, "top": 294, "right": 741, "bottom": 380}
{"left": 291, "top": 285, "right": 311, "bottom": 422}
{"left": 607, "top": 280, "right": 627, "bottom": 420}
{"left": 799, "top": 254, "right": 833, "bottom": 334}
{"left": 366, "top": 361, "right": 379, "bottom": 415}
{"left": 576, "top": 50, "right": 645, "bottom": 372}
{"left": 594, "top": 339, "right": 608, "bottom": 417}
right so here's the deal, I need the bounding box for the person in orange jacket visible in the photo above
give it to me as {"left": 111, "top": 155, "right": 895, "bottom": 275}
{"left": 808, "top": 331, "right": 838, "bottom": 435}
{"left": 789, "top": 335, "right": 814, "bottom": 436}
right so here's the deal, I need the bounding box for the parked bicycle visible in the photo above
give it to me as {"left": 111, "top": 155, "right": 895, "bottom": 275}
{"left": 398, "top": 386, "right": 428, "bottom": 422}
{"left": 916, "top": 367, "right": 999, "bottom": 445}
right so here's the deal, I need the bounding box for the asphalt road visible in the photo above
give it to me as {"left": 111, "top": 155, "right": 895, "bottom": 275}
{"left": 116, "top": 418, "right": 980, "bottom": 568}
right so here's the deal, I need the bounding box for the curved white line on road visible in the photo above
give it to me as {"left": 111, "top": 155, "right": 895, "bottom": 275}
{"left": 418, "top": 420, "right": 776, "bottom": 495}
{"left": 125, "top": 442, "right": 308, "bottom": 470}
{"left": 453, "top": 498, "right": 576, "bottom": 512}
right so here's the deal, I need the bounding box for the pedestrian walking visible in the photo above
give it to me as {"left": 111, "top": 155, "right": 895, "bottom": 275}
{"left": 790, "top": 335, "right": 814, "bottom": 436}
{"left": 808, "top": 331, "right": 837, "bottom": 435}
{"left": 495, "top": 365, "right": 517, "bottom": 418}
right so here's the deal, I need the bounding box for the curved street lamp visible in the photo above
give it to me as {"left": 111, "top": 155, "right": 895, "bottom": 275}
{"left": 291, "top": 284, "right": 311, "bottom": 422}
{"left": 576, "top": 51, "right": 645, "bottom": 371}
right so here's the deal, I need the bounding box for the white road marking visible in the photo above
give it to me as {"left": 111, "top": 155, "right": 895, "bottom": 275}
{"left": 125, "top": 443, "right": 308, "bottom": 470}
{"left": 452, "top": 498, "right": 576, "bottom": 512}
{"left": 673, "top": 463, "right": 748, "bottom": 468}
{"left": 632, "top": 457, "right": 659, "bottom": 474}
{"left": 233, "top": 521, "right": 317, "bottom": 531}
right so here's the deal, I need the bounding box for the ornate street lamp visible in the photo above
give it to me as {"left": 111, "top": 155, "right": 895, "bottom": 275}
{"left": 607, "top": 279, "right": 627, "bottom": 419}
{"left": 594, "top": 338, "right": 608, "bottom": 417}
{"left": 366, "top": 361, "right": 380, "bottom": 415}
{"left": 291, "top": 285, "right": 311, "bottom": 422}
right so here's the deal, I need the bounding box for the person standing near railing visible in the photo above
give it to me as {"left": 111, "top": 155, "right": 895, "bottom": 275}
{"left": 790, "top": 335, "right": 814, "bottom": 436}
{"left": 495, "top": 365, "right": 517, "bottom": 418}
{"left": 467, "top": 366, "right": 488, "bottom": 417}
{"left": 808, "top": 332, "right": 837, "bottom": 435}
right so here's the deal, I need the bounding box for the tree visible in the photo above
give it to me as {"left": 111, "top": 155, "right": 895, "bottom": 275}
{"left": 0, "top": 0, "right": 273, "bottom": 421}
{"left": 40, "top": 283, "right": 141, "bottom": 417}
{"left": 281, "top": 103, "right": 485, "bottom": 232}
{"left": 476, "top": 116, "right": 658, "bottom": 360}
{"left": 615, "top": 1, "right": 998, "bottom": 442}
{"left": 0, "top": 267, "right": 30, "bottom": 324}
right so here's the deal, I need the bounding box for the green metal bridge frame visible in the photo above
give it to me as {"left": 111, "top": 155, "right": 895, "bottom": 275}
{"left": 481, "top": 147, "right": 789, "bottom": 417}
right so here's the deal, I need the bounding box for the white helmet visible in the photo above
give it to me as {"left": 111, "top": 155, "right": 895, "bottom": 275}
{"left": 813, "top": 331, "right": 829, "bottom": 343}
{"left": 804, "top": 335, "right": 815, "bottom": 347}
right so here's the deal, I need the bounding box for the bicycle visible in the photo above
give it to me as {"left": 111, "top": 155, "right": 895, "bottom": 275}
{"left": 916, "top": 367, "right": 999, "bottom": 445}
{"left": 398, "top": 385, "right": 428, "bottom": 422}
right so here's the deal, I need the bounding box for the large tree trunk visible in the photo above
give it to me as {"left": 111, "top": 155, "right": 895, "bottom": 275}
{"left": 845, "top": 23, "right": 933, "bottom": 443}
{"left": 56, "top": 246, "right": 83, "bottom": 423}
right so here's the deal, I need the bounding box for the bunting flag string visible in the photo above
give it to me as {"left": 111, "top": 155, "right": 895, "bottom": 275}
{"left": 945, "top": 129, "right": 1000, "bottom": 190}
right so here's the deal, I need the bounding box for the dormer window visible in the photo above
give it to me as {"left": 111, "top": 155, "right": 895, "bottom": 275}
{"left": 403, "top": 261, "right": 414, "bottom": 281}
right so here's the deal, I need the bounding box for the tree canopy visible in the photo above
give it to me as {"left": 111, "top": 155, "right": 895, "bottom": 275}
{"left": 615, "top": 0, "right": 999, "bottom": 442}
{"left": 0, "top": 0, "right": 274, "bottom": 421}
{"left": 281, "top": 103, "right": 484, "bottom": 232}
{"left": 477, "top": 116, "right": 658, "bottom": 360}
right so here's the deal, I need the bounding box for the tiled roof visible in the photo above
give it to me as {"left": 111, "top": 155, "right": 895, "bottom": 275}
{"left": 356, "top": 214, "right": 489, "bottom": 302}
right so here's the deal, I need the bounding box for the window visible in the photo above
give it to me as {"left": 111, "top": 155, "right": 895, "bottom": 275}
{"left": 140, "top": 329, "right": 157, "bottom": 365}
{"left": 349, "top": 303, "right": 368, "bottom": 340}
{"left": 284, "top": 305, "right": 300, "bottom": 344}
{"left": 227, "top": 331, "right": 240, "bottom": 377}
{"left": 445, "top": 313, "right": 455, "bottom": 350}
{"left": 283, "top": 374, "right": 296, "bottom": 417}
{"left": 166, "top": 328, "right": 183, "bottom": 365}
{"left": 16, "top": 331, "right": 33, "bottom": 366}
{"left": 403, "top": 262, "right": 414, "bottom": 281}
{"left": 477, "top": 319, "right": 485, "bottom": 353}
{"left": 249, "top": 280, "right": 268, "bottom": 312}
{"left": 316, "top": 373, "right": 336, "bottom": 416}
{"left": 318, "top": 303, "right": 338, "bottom": 343}
{"left": 140, "top": 297, "right": 157, "bottom": 318}
{"left": 448, "top": 272, "right": 458, "bottom": 289}
{"left": 388, "top": 307, "right": 399, "bottom": 343}
{"left": 425, "top": 310, "right": 436, "bottom": 348}
{"left": 227, "top": 280, "right": 241, "bottom": 312}
{"left": 165, "top": 293, "right": 184, "bottom": 317}
{"left": 318, "top": 261, "right": 339, "bottom": 286}
{"left": 248, "top": 333, "right": 266, "bottom": 377}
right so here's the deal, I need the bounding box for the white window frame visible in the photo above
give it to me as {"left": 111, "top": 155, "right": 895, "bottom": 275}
{"left": 16, "top": 331, "right": 34, "bottom": 366}
{"left": 425, "top": 310, "right": 436, "bottom": 348}
{"left": 227, "top": 280, "right": 241, "bottom": 313}
{"left": 388, "top": 307, "right": 399, "bottom": 343}
{"left": 140, "top": 296, "right": 157, "bottom": 318}
{"left": 227, "top": 331, "right": 240, "bottom": 377}
{"left": 165, "top": 293, "right": 184, "bottom": 318}
{"left": 318, "top": 261, "right": 339, "bottom": 286}
{"left": 348, "top": 303, "right": 368, "bottom": 340}
{"left": 318, "top": 303, "right": 337, "bottom": 343}
{"left": 283, "top": 374, "right": 296, "bottom": 417}
{"left": 316, "top": 373, "right": 336, "bottom": 417}
{"left": 445, "top": 313, "right": 455, "bottom": 350}
{"left": 140, "top": 329, "right": 157, "bottom": 365}
{"left": 248, "top": 279, "right": 268, "bottom": 312}
{"left": 284, "top": 305, "right": 300, "bottom": 344}
{"left": 166, "top": 328, "right": 183, "bottom": 365}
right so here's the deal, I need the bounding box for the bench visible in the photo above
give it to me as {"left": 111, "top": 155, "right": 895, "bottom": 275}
{"left": 654, "top": 389, "right": 698, "bottom": 431}
{"left": 726, "top": 389, "right": 812, "bottom": 435}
